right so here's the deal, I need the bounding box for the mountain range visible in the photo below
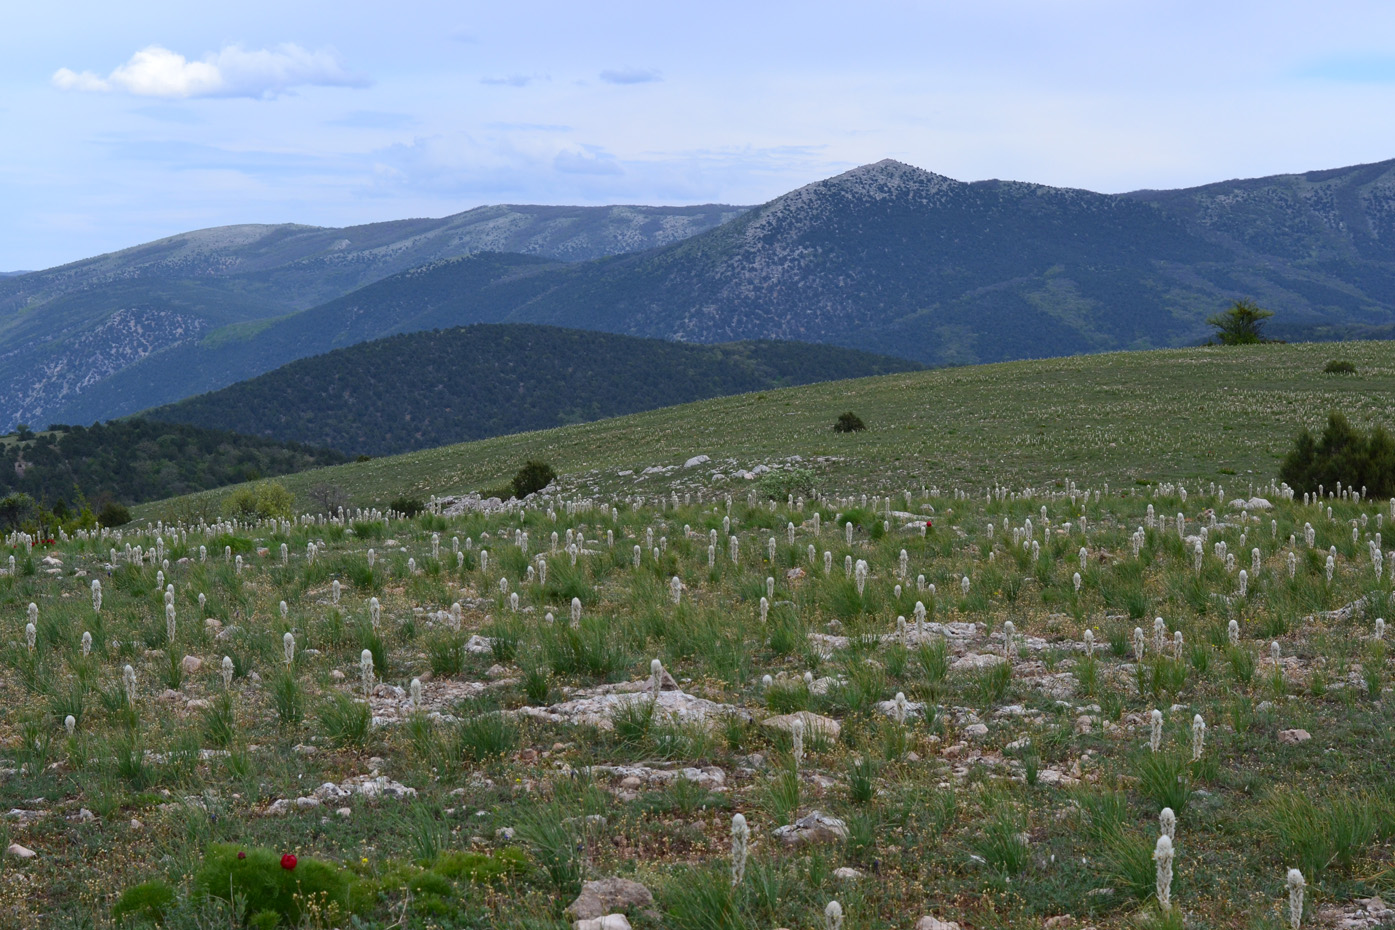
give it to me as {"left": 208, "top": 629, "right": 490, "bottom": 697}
{"left": 142, "top": 323, "right": 920, "bottom": 457}
{"left": 11, "top": 156, "right": 1395, "bottom": 430}
{"left": 0, "top": 204, "right": 744, "bottom": 430}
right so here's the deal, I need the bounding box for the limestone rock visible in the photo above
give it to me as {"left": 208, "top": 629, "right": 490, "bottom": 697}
{"left": 1278, "top": 729, "right": 1311, "bottom": 745}
{"left": 915, "top": 918, "right": 962, "bottom": 930}
{"left": 565, "top": 877, "right": 656, "bottom": 921}
{"left": 773, "top": 810, "right": 849, "bottom": 846}
{"left": 574, "top": 916, "right": 631, "bottom": 930}
{"left": 762, "top": 711, "right": 840, "bottom": 740}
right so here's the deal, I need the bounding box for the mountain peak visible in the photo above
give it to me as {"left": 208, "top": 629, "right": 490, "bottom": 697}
{"left": 824, "top": 158, "right": 961, "bottom": 192}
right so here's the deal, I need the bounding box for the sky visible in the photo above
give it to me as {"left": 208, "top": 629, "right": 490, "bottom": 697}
{"left": 5, "top": 0, "right": 1395, "bottom": 270}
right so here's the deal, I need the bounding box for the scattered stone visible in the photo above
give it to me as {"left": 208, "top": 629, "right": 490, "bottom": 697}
{"left": 951, "top": 653, "right": 1007, "bottom": 673}
{"left": 6, "top": 809, "right": 46, "bottom": 826}
{"left": 574, "top": 916, "right": 631, "bottom": 930}
{"left": 1278, "top": 729, "right": 1311, "bottom": 745}
{"left": 521, "top": 686, "right": 743, "bottom": 731}
{"left": 5, "top": 843, "right": 35, "bottom": 859}
{"left": 565, "top": 877, "right": 656, "bottom": 922}
{"left": 773, "top": 810, "right": 849, "bottom": 846}
{"left": 181, "top": 655, "right": 203, "bottom": 674}
{"left": 964, "top": 723, "right": 989, "bottom": 739}
{"left": 762, "top": 711, "right": 841, "bottom": 741}
{"left": 833, "top": 867, "right": 863, "bottom": 881}
{"left": 1317, "top": 895, "right": 1393, "bottom": 930}
{"left": 915, "top": 917, "right": 961, "bottom": 930}
{"left": 683, "top": 455, "right": 710, "bottom": 468}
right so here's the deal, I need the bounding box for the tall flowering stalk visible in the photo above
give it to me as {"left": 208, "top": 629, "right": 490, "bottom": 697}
{"left": 730, "top": 813, "right": 750, "bottom": 886}
{"left": 360, "top": 649, "right": 375, "bottom": 697}
{"left": 1286, "top": 868, "right": 1305, "bottom": 929}
{"left": 1154, "top": 835, "right": 1174, "bottom": 911}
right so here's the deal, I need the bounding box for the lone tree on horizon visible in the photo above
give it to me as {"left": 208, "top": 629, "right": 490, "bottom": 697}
{"left": 1207, "top": 298, "right": 1274, "bottom": 345}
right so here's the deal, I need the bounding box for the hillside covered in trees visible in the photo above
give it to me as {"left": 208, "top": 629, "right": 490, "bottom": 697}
{"left": 145, "top": 324, "right": 921, "bottom": 456}
{"left": 0, "top": 419, "right": 347, "bottom": 513}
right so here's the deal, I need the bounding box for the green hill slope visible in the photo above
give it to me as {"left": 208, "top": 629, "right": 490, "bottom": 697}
{"left": 140, "top": 340, "right": 1395, "bottom": 518}
{"left": 142, "top": 324, "right": 922, "bottom": 456}
{"left": 0, "top": 419, "right": 347, "bottom": 512}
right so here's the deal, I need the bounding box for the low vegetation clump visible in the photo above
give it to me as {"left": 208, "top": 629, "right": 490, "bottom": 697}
{"left": 4, "top": 432, "right": 1395, "bottom": 929}
{"left": 1280, "top": 411, "right": 1395, "bottom": 499}
{"left": 510, "top": 459, "right": 557, "bottom": 499}
{"left": 833, "top": 411, "right": 866, "bottom": 433}
{"left": 1324, "top": 359, "right": 1357, "bottom": 374}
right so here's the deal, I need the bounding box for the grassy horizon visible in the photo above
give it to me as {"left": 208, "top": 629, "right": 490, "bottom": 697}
{"left": 139, "top": 340, "right": 1395, "bottom": 520}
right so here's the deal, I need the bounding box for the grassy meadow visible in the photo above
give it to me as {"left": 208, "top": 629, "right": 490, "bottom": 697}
{"left": 141, "top": 341, "right": 1395, "bottom": 522}
{"left": 0, "top": 341, "right": 1392, "bottom": 928}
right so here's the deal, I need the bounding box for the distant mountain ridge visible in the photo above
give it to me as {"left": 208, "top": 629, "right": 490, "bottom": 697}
{"left": 0, "top": 204, "right": 746, "bottom": 429}
{"left": 143, "top": 323, "right": 921, "bottom": 456}
{"left": 20, "top": 156, "right": 1395, "bottom": 429}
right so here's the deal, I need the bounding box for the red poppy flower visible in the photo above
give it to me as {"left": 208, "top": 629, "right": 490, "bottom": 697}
{"left": 281, "top": 854, "right": 297, "bottom": 870}
{"left": 237, "top": 851, "right": 246, "bottom": 860}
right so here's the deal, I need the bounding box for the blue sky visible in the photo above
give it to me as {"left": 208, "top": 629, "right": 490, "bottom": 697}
{"left": 5, "top": 0, "right": 1395, "bottom": 270}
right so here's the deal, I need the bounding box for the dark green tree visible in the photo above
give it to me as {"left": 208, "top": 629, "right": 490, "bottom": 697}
{"left": 1279, "top": 412, "right": 1395, "bottom": 498}
{"left": 1207, "top": 299, "right": 1273, "bottom": 345}
{"left": 511, "top": 460, "right": 557, "bottom": 499}
{"left": 834, "top": 412, "right": 867, "bottom": 433}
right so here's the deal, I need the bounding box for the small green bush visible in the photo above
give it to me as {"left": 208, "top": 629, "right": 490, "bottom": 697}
{"left": 221, "top": 481, "right": 295, "bottom": 522}
{"left": 388, "top": 495, "right": 425, "bottom": 517}
{"left": 510, "top": 460, "right": 557, "bottom": 499}
{"left": 112, "top": 879, "right": 175, "bottom": 924}
{"left": 833, "top": 411, "right": 866, "bottom": 433}
{"left": 193, "top": 844, "right": 358, "bottom": 926}
{"left": 98, "top": 501, "right": 133, "bottom": 527}
{"left": 1280, "top": 411, "right": 1395, "bottom": 498}
{"left": 1324, "top": 359, "right": 1357, "bottom": 374}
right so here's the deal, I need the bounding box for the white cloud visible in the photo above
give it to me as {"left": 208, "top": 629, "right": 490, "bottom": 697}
{"left": 480, "top": 74, "right": 538, "bottom": 87}
{"left": 598, "top": 67, "right": 662, "bottom": 85}
{"left": 554, "top": 147, "right": 623, "bottom": 175}
{"left": 52, "top": 44, "right": 367, "bottom": 100}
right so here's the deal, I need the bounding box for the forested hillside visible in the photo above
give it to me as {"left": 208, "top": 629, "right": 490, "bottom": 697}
{"left": 0, "top": 419, "right": 347, "bottom": 513}
{"left": 144, "top": 324, "right": 920, "bottom": 456}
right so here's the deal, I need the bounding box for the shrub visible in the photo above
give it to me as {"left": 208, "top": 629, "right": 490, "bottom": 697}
{"left": 510, "top": 460, "right": 557, "bottom": 499}
{"left": 1280, "top": 411, "right": 1395, "bottom": 499}
{"left": 833, "top": 411, "right": 866, "bottom": 433}
{"left": 1324, "top": 359, "right": 1357, "bottom": 374}
{"left": 221, "top": 481, "right": 295, "bottom": 521}
{"left": 98, "top": 501, "right": 133, "bottom": 527}
{"left": 112, "top": 879, "right": 175, "bottom": 924}
{"left": 193, "top": 844, "right": 357, "bottom": 926}
{"left": 384, "top": 495, "right": 424, "bottom": 518}
{"left": 755, "top": 467, "right": 816, "bottom": 501}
